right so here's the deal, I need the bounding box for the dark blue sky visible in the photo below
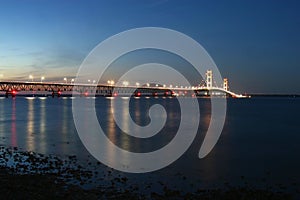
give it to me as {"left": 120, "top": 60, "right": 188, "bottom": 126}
{"left": 0, "top": 0, "right": 299, "bottom": 93}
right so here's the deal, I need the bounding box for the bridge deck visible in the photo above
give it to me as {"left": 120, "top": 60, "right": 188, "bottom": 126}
{"left": 0, "top": 81, "right": 248, "bottom": 98}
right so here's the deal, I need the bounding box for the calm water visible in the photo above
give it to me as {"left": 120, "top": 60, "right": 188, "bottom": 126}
{"left": 0, "top": 96, "right": 300, "bottom": 194}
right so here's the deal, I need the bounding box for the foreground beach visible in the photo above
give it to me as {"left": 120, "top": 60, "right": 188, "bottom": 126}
{"left": 0, "top": 147, "right": 293, "bottom": 200}
{"left": 0, "top": 170, "right": 293, "bottom": 199}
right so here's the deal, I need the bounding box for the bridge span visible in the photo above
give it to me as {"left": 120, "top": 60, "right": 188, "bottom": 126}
{"left": 0, "top": 70, "right": 249, "bottom": 98}
{"left": 0, "top": 81, "right": 248, "bottom": 98}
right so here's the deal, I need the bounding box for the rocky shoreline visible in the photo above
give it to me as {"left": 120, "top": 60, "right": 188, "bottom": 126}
{"left": 0, "top": 146, "right": 294, "bottom": 199}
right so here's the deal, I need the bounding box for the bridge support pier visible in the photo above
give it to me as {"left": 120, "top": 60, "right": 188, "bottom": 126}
{"left": 206, "top": 70, "right": 213, "bottom": 88}
{"left": 223, "top": 78, "right": 228, "bottom": 91}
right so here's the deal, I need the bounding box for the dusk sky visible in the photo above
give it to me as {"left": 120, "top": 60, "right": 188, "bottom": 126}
{"left": 0, "top": 0, "right": 299, "bottom": 94}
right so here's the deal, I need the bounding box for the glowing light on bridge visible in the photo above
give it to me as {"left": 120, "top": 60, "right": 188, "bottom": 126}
{"left": 29, "top": 75, "right": 33, "bottom": 82}
{"left": 122, "top": 81, "right": 129, "bottom": 87}
{"left": 107, "top": 80, "right": 115, "bottom": 85}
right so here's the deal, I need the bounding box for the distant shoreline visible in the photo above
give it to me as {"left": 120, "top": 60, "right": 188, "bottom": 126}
{"left": 248, "top": 94, "right": 300, "bottom": 98}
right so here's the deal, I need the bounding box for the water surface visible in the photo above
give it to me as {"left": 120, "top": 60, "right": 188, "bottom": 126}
{"left": 0, "top": 96, "right": 299, "bottom": 195}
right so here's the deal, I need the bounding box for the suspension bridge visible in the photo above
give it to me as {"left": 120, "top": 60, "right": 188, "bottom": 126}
{"left": 0, "top": 70, "right": 249, "bottom": 98}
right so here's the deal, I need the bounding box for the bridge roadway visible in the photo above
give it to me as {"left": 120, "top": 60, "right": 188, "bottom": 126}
{"left": 0, "top": 81, "right": 248, "bottom": 98}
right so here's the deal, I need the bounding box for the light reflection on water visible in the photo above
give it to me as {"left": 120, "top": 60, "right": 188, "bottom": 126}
{"left": 106, "top": 99, "right": 117, "bottom": 166}
{"left": 11, "top": 99, "right": 17, "bottom": 147}
{"left": 40, "top": 98, "right": 46, "bottom": 152}
{"left": 26, "top": 98, "right": 34, "bottom": 151}
{"left": 0, "top": 97, "right": 299, "bottom": 193}
{"left": 120, "top": 98, "right": 131, "bottom": 151}
{"left": 0, "top": 100, "right": 4, "bottom": 139}
{"left": 0, "top": 98, "right": 81, "bottom": 157}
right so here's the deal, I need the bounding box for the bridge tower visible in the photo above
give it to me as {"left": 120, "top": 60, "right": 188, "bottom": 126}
{"left": 223, "top": 78, "right": 228, "bottom": 91}
{"left": 206, "top": 70, "right": 213, "bottom": 88}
